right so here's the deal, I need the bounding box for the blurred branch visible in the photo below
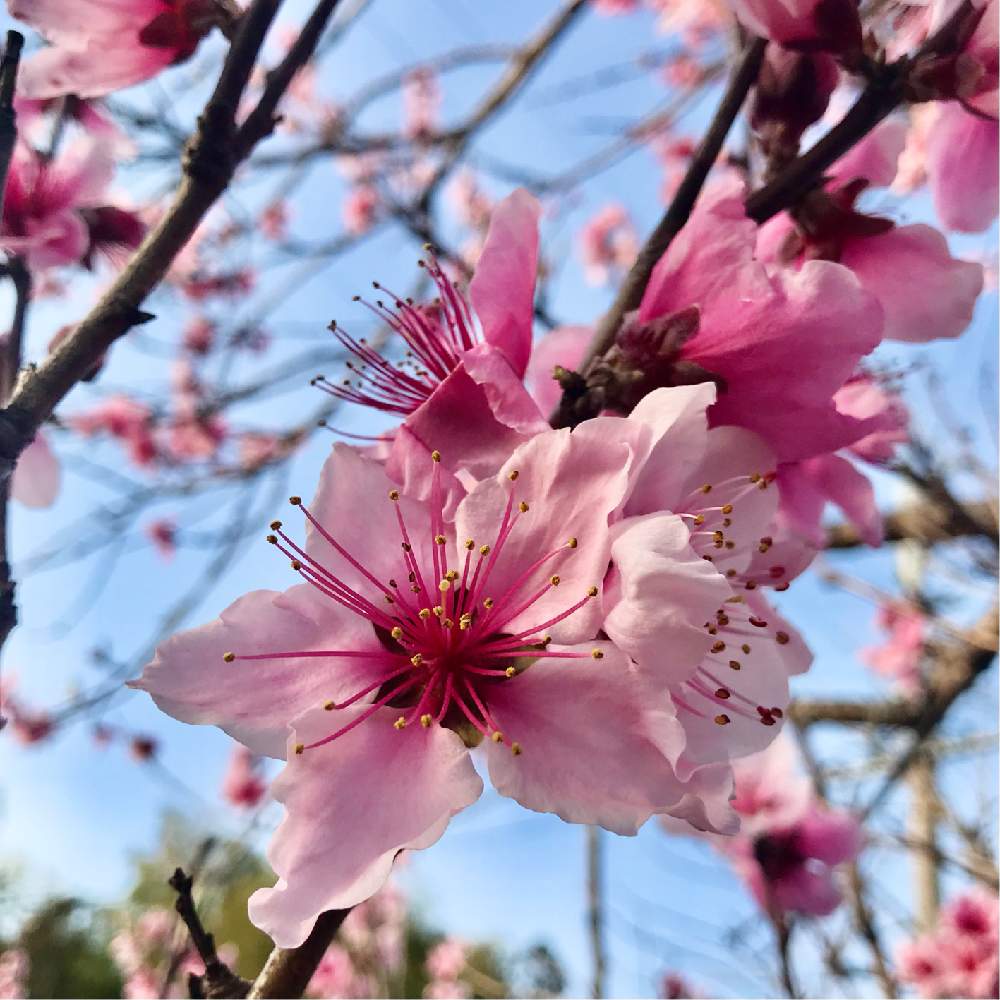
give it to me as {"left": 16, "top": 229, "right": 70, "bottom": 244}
{"left": 825, "top": 499, "right": 998, "bottom": 549}
{"left": 586, "top": 825, "right": 606, "bottom": 999}
{"left": 169, "top": 867, "right": 250, "bottom": 999}
{"left": 247, "top": 909, "right": 351, "bottom": 999}
{"left": 908, "top": 752, "right": 941, "bottom": 930}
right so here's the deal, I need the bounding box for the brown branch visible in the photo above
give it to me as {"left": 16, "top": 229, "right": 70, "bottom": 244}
{"left": 586, "top": 825, "right": 606, "bottom": 999}
{"left": 825, "top": 499, "right": 998, "bottom": 549}
{"left": 169, "top": 868, "right": 251, "bottom": 999}
{"left": 566, "top": 36, "right": 766, "bottom": 382}
{"left": 0, "top": 30, "right": 23, "bottom": 205}
{"left": 845, "top": 863, "right": 898, "bottom": 998}
{"left": 907, "top": 752, "right": 941, "bottom": 931}
{"left": 247, "top": 909, "right": 351, "bottom": 999}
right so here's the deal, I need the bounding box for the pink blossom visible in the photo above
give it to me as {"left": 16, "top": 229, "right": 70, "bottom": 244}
{"left": 1, "top": 678, "right": 55, "bottom": 745}
{"left": 636, "top": 182, "right": 884, "bottom": 463}
{"left": 578, "top": 203, "right": 639, "bottom": 286}
{"left": 316, "top": 190, "right": 549, "bottom": 494}
{"left": 307, "top": 943, "right": 357, "bottom": 998}
{"left": 722, "top": 740, "right": 862, "bottom": 917}
{"left": 10, "top": 432, "right": 61, "bottom": 509}
{"left": 146, "top": 518, "right": 177, "bottom": 561}
{"left": 342, "top": 185, "right": 381, "bottom": 236}
{"left": 860, "top": 601, "right": 927, "bottom": 693}
{"left": 896, "top": 890, "right": 999, "bottom": 999}
{"left": 835, "top": 375, "right": 908, "bottom": 464}
{"left": 222, "top": 745, "right": 268, "bottom": 809}
{"left": 660, "top": 971, "right": 699, "bottom": 999}
{"left": 592, "top": 0, "right": 639, "bottom": 14}
{"left": 260, "top": 201, "right": 289, "bottom": 241}
{"left": 339, "top": 885, "right": 407, "bottom": 972}
{"left": 183, "top": 316, "right": 216, "bottom": 355}
{"left": 0, "top": 949, "right": 27, "bottom": 999}
{"left": 728, "top": 0, "right": 861, "bottom": 51}
{"left": 11, "top": 0, "right": 221, "bottom": 99}
{"left": 648, "top": 0, "right": 729, "bottom": 44}
{"left": 71, "top": 394, "right": 158, "bottom": 468}
{"left": 133, "top": 428, "right": 723, "bottom": 946}
{"left": 238, "top": 432, "right": 290, "bottom": 471}
{"left": 1, "top": 137, "right": 143, "bottom": 271}
{"left": 757, "top": 122, "right": 984, "bottom": 344}
{"left": 448, "top": 170, "right": 494, "bottom": 233}
{"left": 403, "top": 67, "right": 441, "bottom": 141}
{"left": 425, "top": 938, "right": 467, "bottom": 981}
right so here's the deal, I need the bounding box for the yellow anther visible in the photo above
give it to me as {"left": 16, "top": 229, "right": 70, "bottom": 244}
{"left": 505, "top": 666, "right": 516, "bottom": 678}
{"left": 434, "top": 534, "right": 446, "bottom": 545}
{"left": 711, "top": 641, "right": 726, "bottom": 653}
{"left": 222, "top": 651, "right": 235, "bottom": 663}
{"left": 745, "top": 580, "right": 758, "bottom": 590}
{"left": 715, "top": 688, "right": 731, "bottom": 699}
{"left": 401, "top": 541, "right": 412, "bottom": 552}
{"left": 391, "top": 626, "right": 404, "bottom": 640}
{"left": 483, "top": 597, "right": 494, "bottom": 609}
{"left": 729, "top": 660, "right": 742, "bottom": 671}
{"left": 410, "top": 653, "right": 424, "bottom": 667}
{"left": 270, "top": 520, "right": 282, "bottom": 530}
{"left": 724, "top": 540, "right": 735, "bottom": 549}
{"left": 511, "top": 742, "right": 522, "bottom": 756}
{"left": 491, "top": 731, "right": 504, "bottom": 743}
{"left": 721, "top": 503, "right": 734, "bottom": 515}
{"left": 420, "top": 714, "right": 433, "bottom": 728}
{"left": 726, "top": 594, "right": 745, "bottom": 603}
{"left": 712, "top": 530, "right": 725, "bottom": 542}
{"left": 722, "top": 517, "right": 732, "bottom": 527}
{"left": 266, "top": 534, "right": 278, "bottom": 544}
{"left": 693, "top": 514, "right": 705, "bottom": 526}
{"left": 291, "top": 559, "right": 302, "bottom": 571}
{"left": 294, "top": 743, "right": 305, "bottom": 755}
{"left": 439, "top": 579, "right": 451, "bottom": 592}
{"left": 393, "top": 716, "right": 407, "bottom": 730}
{"left": 419, "top": 608, "right": 431, "bottom": 620}
{"left": 587, "top": 586, "right": 599, "bottom": 598}
{"left": 741, "top": 643, "right": 751, "bottom": 654}
{"left": 508, "top": 469, "right": 519, "bottom": 481}
{"left": 567, "top": 537, "right": 578, "bottom": 548}
{"left": 700, "top": 483, "right": 712, "bottom": 494}
{"left": 289, "top": 495, "right": 302, "bottom": 505}
{"left": 464, "top": 538, "right": 475, "bottom": 550}
{"left": 445, "top": 570, "right": 458, "bottom": 581}
{"left": 519, "top": 501, "right": 529, "bottom": 513}
{"left": 388, "top": 489, "right": 400, "bottom": 501}
{"left": 714, "top": 714, "right": 731, "bottom": 726}
{"left": 441, "top": 618, "right": 454, "bottom": 629}
{"left": 433, "top": 605, "right": 443, "bottom": 616}
{"left": 479, "top": 544, "right": 491, "bottom": 556}
{"left": 591, "top": 649, "right": 604, "bottom": 659}
{"left": 549, "top": 575, "right": 561, "bottom": 587}
{"left": 748, "top": 473, "right": 761, "bottom": 483}
{"left": 431, "top": 450, "right": 441, "bottom": 462}
{"left": 384, "top": 595, "right": 394, "bottom": 604}
{"left": 776, "top": 631, "right": 790, "bottom": 645}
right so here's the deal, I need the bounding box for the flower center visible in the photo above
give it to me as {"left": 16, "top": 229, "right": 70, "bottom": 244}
{"left": 224, "top": 454, "right": 599, "bottom": 756}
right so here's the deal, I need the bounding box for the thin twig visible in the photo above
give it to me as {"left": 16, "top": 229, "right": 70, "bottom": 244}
{"left": 586, "top": 825, "right": 606, "bottom": 999}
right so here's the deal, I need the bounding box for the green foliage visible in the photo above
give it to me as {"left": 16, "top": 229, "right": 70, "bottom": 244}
{"left": 16, "top": 898, "right": 123, "bottom": 999}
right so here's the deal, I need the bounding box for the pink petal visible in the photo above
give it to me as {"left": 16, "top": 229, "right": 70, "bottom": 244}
{"left": 604, "top": 513, "right": 733, "bottom": 683}
{"left": 469, "top": 189, "right": 541, "bottom": 377}
{"left": 772, "top": 865, "right": 843, "bottom": 916}
{"left": 130, "top": 585, "right": 382, "bottom": 757}
{"left": 796, "top": 806, "right": 862, "bottom": 866}
{"left": 828, "top": 118, "right": 907, "bottom": 188}
{"left": 484, "top": 644, "right": 687, "bottom": 835}
{"left": 524, "top": 325, "right": 591, "bottom": 413}
{"left": 250, "top": 709, "right": 482, "bottom": 947}
{"left": 18, "top": 40, "right": 175, "bottom": 100}
{"left": 454, "top": 425, "right": 635, "bottom": 644}
{"left": 624, "top": 384, "right": 717, "bottom": 515}
{"left": 664, "top": 763, "right": 740, "bottom": 835}
{"left": 796, "top": 453, "right": 882, "bottom": 546}
{"left": 835, "top": 377, "right": 909, "bottom": 463}
{"left": 839, "top": 224, "right": 983, "bottom": 342}
{"left": 926, "top": 105, "right": 999, "bottom": 233}
{"left": 10, "top": 433, "right": 61, "bottom": 508}
{"left": 8, "top": 0, "right": 158, "bottom": 47}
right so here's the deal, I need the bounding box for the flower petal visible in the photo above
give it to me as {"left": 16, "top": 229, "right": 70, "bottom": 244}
{"left": 485, "top": 644, "right": 687, "bottom": 835}
{"left": 469, "top": 189, "right": 540, "bottom": 377}
{"left": 249, "top": 708, "right": 482, "bottom": 947}
{"left": 10, "top": 433, "right": 60, "bottom": 509}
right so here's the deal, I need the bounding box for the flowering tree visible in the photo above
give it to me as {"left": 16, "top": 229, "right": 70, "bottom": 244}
{"left": 0, "top": 0, "right": 996, "bottom": 997}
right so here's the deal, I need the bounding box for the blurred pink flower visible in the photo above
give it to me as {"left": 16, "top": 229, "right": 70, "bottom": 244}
{"left": 222, "top": 745, "right": 268, "bottom": 809}
{"left": 71, "top": 394, "right": 158, "bottom": 468}
{"left": 861, "top": 602, "right": 927, "bottom": 693}
{"left": 183, "top": 316, "right": 216, "bottom": 356}
{"left": 425, "top": 938, "right": 467, "bottom": 981}
{"left": 897, "top": 890, "right": 999, "bottom": 998}
{"left": 307, "top": 943, "right": 357, "bottom": 998}
{"left": 146, "top": 518, "right": 178, "bottom": 561}
{"left": 342, "top": 185, "right": 380, "bottom": 236}
{"left": 11, "top": 0, "right": 221, "bottom": 99}
{"left": 0, "top": 948, "right": 29, "bottom": 1000}
{"left": 1, "top": 678, "right": 55, "bottom": 745}
{"left": 729, "top": 0, "right": 861, "bottom": 51}
{"left": 403, "top": 67, "right": 441, "bottom": 141}
{"left": 578, "top": 203, "right": 638, "bottom": 286}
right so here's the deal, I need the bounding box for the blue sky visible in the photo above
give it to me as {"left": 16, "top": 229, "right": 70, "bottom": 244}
{"left": 1, "top": 1, "right": 997, "bottom": 996}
